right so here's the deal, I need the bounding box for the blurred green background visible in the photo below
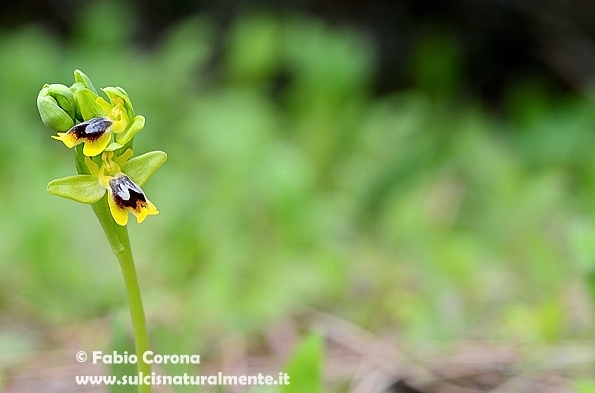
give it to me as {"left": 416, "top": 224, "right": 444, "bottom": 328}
{"left": 1, "top": 0, "right": 595, "bottom": 390}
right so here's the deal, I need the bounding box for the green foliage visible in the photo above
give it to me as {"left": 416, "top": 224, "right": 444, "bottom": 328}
{"left": 282, "top": 334, "right": 324, "bottom": 393}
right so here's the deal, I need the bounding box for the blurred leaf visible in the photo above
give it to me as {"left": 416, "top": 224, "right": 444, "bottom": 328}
{"left": 282, "top": 334, "right": 324, "bottom": 393}
{"left": 226, "top": 15, "right": 281, "bottom": 82}
{"left": 576, "top": 379, "right": 595, "bottom": 393}
{"left": 74, "top": 0, "right": 135, "bottom": 53}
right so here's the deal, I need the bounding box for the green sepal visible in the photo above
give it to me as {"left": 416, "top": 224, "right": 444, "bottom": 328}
{"left": 103, "top": 86, "right": 134, "bottom": 122}
{"left": 37, "top": 86, "right": 75, "bottom": 131}
{"left": 47, "top": 174, "right": 106, "bottom": 204}
{"left": 74, "top": 69, "right": 98, "bottom": 94}
{"left": 122, "top": 150, "right": 167, "bottom": 187}
{"left": 74, "top": 88, "right": 106, "bottom": 121}
{"left": 116, "top": 115, "right": 145, "bottom": 145}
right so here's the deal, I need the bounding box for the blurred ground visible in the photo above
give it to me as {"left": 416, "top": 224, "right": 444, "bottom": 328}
{"left": 3, "top": 313, "right": 593, "bottom": 392}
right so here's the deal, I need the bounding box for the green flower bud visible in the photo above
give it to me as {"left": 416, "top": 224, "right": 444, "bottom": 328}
{"left": 69, "top": 82, "right": 88, "bottom": 121}
{"left": 37, "top": 85, "right": 75, "bottom": 131}
{"left": 73, "top": 87, "right": 106, "bottom": 121}
{"left": 47, "top": 84, "right": 76, "bottom": 118}
{"left": 74, "top": 69, "right": 98, "bottom": 94}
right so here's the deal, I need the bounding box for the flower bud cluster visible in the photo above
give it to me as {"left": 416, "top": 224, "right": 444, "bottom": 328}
{"left": 38, "top": 70, "right": 146, "bottom": 157}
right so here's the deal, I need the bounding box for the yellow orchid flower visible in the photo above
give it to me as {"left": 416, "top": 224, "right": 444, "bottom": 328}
{"left": 47, "top": 150, "right": 167, "bottom": 226}
{"left": 51, "top": 116, "right": 126, "bottom": 157}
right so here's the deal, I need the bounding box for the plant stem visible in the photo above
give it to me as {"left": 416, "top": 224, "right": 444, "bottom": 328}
{"left": 74, "top": 145, "right": 152, "bottom": 392}
{"left": 115, "top": 232, "right": 152, "bottom": 393}
{"left": 92, "top": 198, "right": 152, "bottom": 393}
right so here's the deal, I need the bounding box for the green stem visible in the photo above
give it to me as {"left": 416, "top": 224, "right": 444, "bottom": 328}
{"left": 92, "top": 199, "right": 152, "bottom": 393}
{"left": 74, "top": 146, "right": 151, "bottom": 393}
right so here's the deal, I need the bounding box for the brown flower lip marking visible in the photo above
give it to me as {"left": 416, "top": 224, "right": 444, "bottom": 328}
{"left": 71, "top": 117, "right": 112, "bottom": 142}
{"left": 109, "top": 175, "right": 150, "bottom": 210}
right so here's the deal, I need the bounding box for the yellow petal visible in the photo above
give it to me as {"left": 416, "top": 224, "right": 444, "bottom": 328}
{"left": 51, "top": 132, "right": 80, "bottom": 148}
{"left": 107, "top": 194, "right": 129, "bottom": 226}
{"left": 53, "top": 118, "right": 113, "bottom": 155}
{"left": 115, "top": 149, "right": 134, "bottom": 167}
{"left": 96, "top": 97, "right": 112, "bottom": 114}
{"left": 82, "top": 131, "right": 112, "bottom": 157}
{"left": 109, "top": 103, "right": 129, "bottom": 133}
{"left": 133, "top": 199, "right": 159, "bottom": 223}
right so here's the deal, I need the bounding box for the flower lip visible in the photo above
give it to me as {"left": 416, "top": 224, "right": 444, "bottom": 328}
{"left": 52, "top": 116, "right": 114, "bottom": 156}
{"left": 71, "top": 117, "right": 112, "bottom": 141}
{"left": 109, "top": 175, "right": 148, "bottom": 209}
{"left": 106, "top": 173, "right": 159, "bottom": 225}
